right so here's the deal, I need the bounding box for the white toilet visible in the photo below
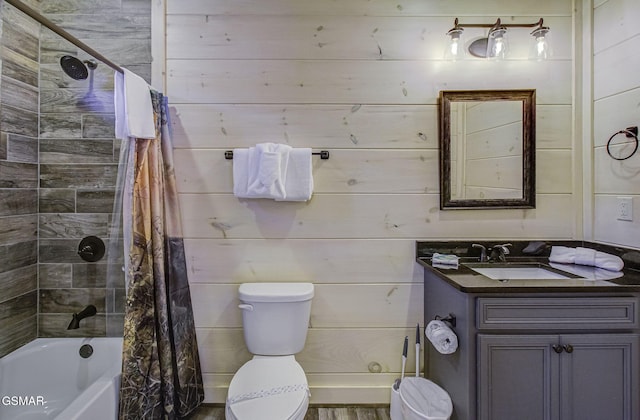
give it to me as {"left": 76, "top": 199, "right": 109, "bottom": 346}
{"left": 225, "top": 282, "right": 314, "bottom": 420}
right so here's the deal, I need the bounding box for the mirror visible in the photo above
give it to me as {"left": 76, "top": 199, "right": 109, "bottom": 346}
{"left": 439, "top": 89, "right": 536, "bottom": 209}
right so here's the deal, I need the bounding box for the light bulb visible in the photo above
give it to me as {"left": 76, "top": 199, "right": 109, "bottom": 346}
{"left": 487, "top": 27, "right": 508, "bottom": 60}
{"left": 444, "top": 27, "right": 465, "bottom": 61}
{"left": 530, "top": 27, "right": 551, "bottom": 61}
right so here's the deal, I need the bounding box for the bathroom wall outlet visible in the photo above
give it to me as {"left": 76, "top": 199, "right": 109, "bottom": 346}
{"left": 616, "top": 197, "right": 633, "bottom": 221}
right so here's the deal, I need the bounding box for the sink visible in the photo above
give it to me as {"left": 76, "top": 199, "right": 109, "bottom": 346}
{"left": 463, "top": 263, "right": 581, "bottom": 280}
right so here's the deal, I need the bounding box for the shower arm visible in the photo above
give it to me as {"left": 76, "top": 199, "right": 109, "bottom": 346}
{"left": 4, "top": 0, "right": 124, "bottom": 74}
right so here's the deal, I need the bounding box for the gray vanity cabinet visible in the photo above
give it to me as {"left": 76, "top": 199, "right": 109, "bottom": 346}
{"left": 478, "top": 333, "right": 639, "bottom": 420}
{"left": 423, "top": 270, "right": 640, "bottom": 420}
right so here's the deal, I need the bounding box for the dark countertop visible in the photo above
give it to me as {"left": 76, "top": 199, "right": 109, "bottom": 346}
{"left": 416, "top": 240, "right": 640, "bottom": 293}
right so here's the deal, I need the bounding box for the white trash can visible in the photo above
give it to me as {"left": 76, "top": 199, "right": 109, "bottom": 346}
{"left": 399, "top": 377, "right": 453, "bottom": 420}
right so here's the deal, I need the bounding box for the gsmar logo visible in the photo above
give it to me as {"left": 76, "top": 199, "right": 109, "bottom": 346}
{"left": 1, "top": 395, "right": 45, "bottom": 406}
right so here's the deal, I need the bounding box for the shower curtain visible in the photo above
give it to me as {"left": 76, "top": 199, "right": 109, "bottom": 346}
{"left": 117, "top": 91, "right": 204, "bottom": 419}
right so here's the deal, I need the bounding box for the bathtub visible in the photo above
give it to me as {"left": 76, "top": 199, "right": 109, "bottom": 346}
{"left": 0, "top": 337, "right": 123, "bottom": 420}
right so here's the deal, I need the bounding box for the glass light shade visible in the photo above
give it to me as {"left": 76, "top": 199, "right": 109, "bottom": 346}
{"left": 444, "top": 28, "right": 465, "bottom": 60}
{"left": 486, "top": 27, "right": 508, "bottom": 60}
{"left": 529, "top": 27, "right": 551, "bottom": 60}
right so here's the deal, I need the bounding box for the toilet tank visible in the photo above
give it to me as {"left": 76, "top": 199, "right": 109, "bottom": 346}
{"left": 238, "top": 282, "right": 314, "bottom": 356}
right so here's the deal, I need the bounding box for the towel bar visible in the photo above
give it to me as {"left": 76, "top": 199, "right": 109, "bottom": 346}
{"left": 225, "top": 150, "right": 329, "bottom": 160}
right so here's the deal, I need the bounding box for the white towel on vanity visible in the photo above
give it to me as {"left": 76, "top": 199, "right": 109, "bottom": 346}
{"left": 114, "top": 68, "right": 155, "bottom": 139}
{"left": 549, "top": 246, "right": 624, "bottom": 272}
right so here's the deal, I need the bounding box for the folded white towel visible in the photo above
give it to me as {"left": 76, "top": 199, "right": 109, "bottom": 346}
{"left": 277, "top": 148, "right": 313, "bottom": 201}
{"left": 431, "top": 253, "right": 459, "bottom": 268}
{"left": 575, "top": 247, "right": 596, "bottom": 267}
{"left": 245, "top": 143, "right": 290, "bottom": 200}
{"left": 114, "top": 69, "right": 155, "bottom": 140}
{"left": 232, "top": 148, "right": 250, "bottom": 198}
{"left": 549, "top": 246, "right": 575, "bottom": 264}
{"left": 549, "top": 246, "right": 624, "bottom": 272}
{"left": 233, "top": 143, "right": 314, "bottom": 201}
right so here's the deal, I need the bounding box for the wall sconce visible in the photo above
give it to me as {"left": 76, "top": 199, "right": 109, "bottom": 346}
{"left": 445, "top": 18, "right": 551, "bottom": 60}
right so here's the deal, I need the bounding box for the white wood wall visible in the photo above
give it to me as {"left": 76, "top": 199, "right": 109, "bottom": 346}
{"left": 163, "top": 0, "right": 575, "bottom": 403}
{"left": 592, "top": 0, "right": 640, "bottom": 249}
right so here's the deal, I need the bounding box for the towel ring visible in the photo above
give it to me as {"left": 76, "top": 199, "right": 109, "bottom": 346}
{"left": 606, "top": 126, "right": 638, "bottom": 161}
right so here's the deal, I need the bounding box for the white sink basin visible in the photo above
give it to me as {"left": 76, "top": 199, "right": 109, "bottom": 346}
{"left": 465, "top": 264, "right": 577, "bottom": 280}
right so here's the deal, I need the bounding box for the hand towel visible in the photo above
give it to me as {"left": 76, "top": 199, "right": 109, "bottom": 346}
{"left": 575, "top": 247, "right": 596, "bottom": 267}
{"left": 232, "top": 148, "right": 250, "bottom": 198}
{"left": 549, "top": 246, "right": 624, "bottom": 272}
{"left": 593, "top": 249, "right": 625, "bottom": 271}
{"left": 246, "top": 143, "right": 290, "bottom": 200}
{"left": 431, "top": 253, "right": 459, "bottom": 269}
{"left": 114, "top": 69, "right": 155, "bottom": 140}
{"left": 276, "top": 148, "right": 313, "bottom": 202}
{"left": 549, "top": 246, "right": 576, "bottom": 264}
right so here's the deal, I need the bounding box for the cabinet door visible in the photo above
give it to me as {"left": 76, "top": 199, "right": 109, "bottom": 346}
{"left": 559, "top": 334, "right": 640, "bottom": 420}
{"left": 478, "top": 334, "right": 560, "bottom": 420}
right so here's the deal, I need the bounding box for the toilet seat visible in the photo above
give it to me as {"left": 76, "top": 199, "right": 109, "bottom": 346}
{"left": 226, "top": 356, "right": 309, "bottom": 420}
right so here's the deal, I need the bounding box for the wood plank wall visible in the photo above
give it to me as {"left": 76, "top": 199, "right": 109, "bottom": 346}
{"left": 165, "top": 0, "right": 575, "bottom": 404}
{"left": 592, "top": 0, "right": 640, "bottom": 249}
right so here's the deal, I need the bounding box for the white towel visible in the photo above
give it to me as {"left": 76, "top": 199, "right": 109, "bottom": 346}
{"left": 431, "top": 253, "right": 459, "bottom": 269}
{"left": 549, "top": 246, "right": 624, "bottom": 272}
{"left": 114, "top": 69, "right": 155, "bottom": 140}
{"left": 245, "top": 143, "right": 290, "bottom": 200}
{"left": 549, "top": 246, "right": 576, "bottom": 264}
{"left": 233, "top": 143, "right": 314, "bottom": 201}
{"left": 277, "top": 148, "right": 313, "bottom": 202}
{"left": 232, "top": 148, "right": 250, "bottom": 198}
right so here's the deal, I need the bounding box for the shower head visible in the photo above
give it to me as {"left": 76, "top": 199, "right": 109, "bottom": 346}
{"left": 59, "top": 55, "right": 97, "bottom": 80}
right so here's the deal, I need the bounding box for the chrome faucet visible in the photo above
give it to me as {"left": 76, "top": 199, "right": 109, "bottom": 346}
{"left": 489, "top": 243, "right": 512, "bottom": 262}
{"left": 472, "top": 244, "right": 488, "bottom": 262}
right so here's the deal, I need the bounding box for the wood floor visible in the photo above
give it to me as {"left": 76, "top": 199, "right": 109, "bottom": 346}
{"left": 188, "top": 404, "right": 391, "bottom": 419}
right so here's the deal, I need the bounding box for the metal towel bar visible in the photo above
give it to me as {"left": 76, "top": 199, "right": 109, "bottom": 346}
{"left": 225, "top": 150, "right": 330, "bottom": 160}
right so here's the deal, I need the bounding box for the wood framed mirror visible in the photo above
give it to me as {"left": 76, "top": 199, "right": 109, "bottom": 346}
{"left": 439, "top": 89, "right": 536, "bottom": 209}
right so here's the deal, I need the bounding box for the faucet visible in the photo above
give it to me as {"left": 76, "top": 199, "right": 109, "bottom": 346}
{"left": 489, "top": 243, "right": 512, "bottom": 262}
{"left": 472, "top": 244, "right": 488, "bottom": 262}
{"left": 67, "top": 305, "right": 97, "bottom": 330}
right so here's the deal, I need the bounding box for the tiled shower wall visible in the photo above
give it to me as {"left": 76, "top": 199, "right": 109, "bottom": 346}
{"left": 0, "top": 0, "right": 151, "bottom": 355}
{"left": 0, "top": 0, "right": 39, "bottom": 357}
{"left": 37, "top": 0, "right": 151, "bottom": 337}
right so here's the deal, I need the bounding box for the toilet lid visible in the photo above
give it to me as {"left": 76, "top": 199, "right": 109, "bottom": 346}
{"left": 227, "top": 356, "right": 309, "bottom": 420}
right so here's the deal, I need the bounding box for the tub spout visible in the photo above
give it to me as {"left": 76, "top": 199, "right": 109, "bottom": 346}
{"left": 67, "top": 305, "right": 97, "bottom": 329}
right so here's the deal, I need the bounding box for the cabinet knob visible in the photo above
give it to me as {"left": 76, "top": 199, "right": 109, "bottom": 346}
{"left": 552, "top": 344, "right": 564, "bottom": 353}
{"left": 563, "top": 344, "right": 574, "bottom": 354}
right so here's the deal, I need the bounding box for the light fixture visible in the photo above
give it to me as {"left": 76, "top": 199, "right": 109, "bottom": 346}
{"left": 445, "top": 18, "right": 550, "bottom": 60}
{"left": 444, "top": 26, "right": 465, "bottom": 61}
{"left": 529, "top": 25, "right": 551, "bottom": 60}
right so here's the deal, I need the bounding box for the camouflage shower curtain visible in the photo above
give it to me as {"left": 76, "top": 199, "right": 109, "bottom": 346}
{"left": 118, "top": 91, "right": 204, "bottom": 419}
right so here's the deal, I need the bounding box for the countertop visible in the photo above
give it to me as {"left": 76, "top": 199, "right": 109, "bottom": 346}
{"left": 416, "top": 240, "right": 640, "bottom": 293}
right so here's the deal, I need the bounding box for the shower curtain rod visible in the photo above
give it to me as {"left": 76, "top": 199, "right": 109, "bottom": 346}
{"left": 4, "top": 0, "right": 124, "bottom": 74}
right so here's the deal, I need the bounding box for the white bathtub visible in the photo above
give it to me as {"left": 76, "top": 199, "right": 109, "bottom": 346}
{"left": 0, "top": 337, "right": 123, "bottom": 420}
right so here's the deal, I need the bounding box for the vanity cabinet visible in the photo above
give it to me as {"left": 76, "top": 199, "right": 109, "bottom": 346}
{"left": 423, "top": 270, "right": 640, "bottom": 420}
{"left": 478, "top": 333, "right": 639, "bottom": 420}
